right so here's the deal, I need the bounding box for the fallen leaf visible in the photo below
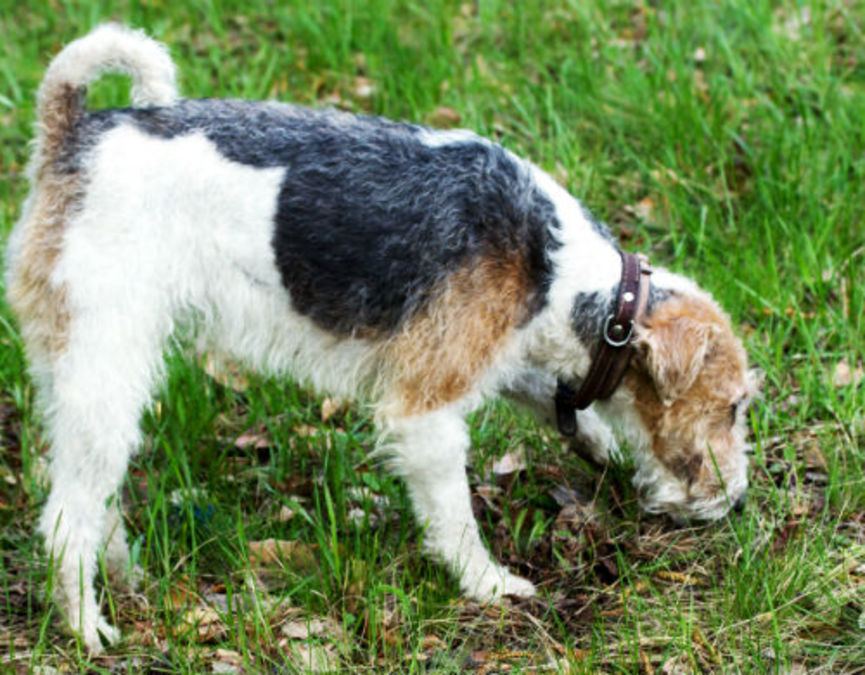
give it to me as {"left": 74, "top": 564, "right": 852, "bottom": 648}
{"left": 775, "top": 6, "right": 811, "bottom": 41}
{"left": 554, "top": 502, "right": 599, "bottom": 533}
{"left": 654, "top": 570, "right": 704, "bottom": 587}
{"left": 180, "top": 605, "right": 226, "bottom": 642}
{"left": 486, "top": 447, "right": 527, "bottom": 475}
{"left": 248, "top": 538, "right": 318, "bottom": 572}
{"left": 660, "top": 654, "right": 694, "bottom": 675}
{"left": 165, "top": 574, "right": 198, "bottom": 611}
{"left": 319, "top": 397, "right": 339, "bottom": 422}
{"left": 213, "top": 649, "right": 243, "bottom": 672}
{"left": 549, "top": 484, "right": 587, "bottom": 508}
{"left": 235, "top": 424, "right": 273, "bottom": 450}
{"left": 353, "top": 76, "right": 375, "bottom": 99}
{"left": 640, "top": 649, "right": 656, "bottom": 675}
{"left": 421, "top": 634, "right": 446, "bottom": 652}
{"left": 287, "top": 642, "right": 337, "bottom": 672}
{"left": 427, "top": 106, "right": 462, "bottom": 128}
{"left": 200, "top": 350, "right": 249, "bottom": 392}
{"left": 803, "top": 444, "right": 827, "bottom": 471}
{"left": 281, "top": 615, "right": 345, "bottom": 641}
{"left": 625, "top": 196, "right": 655, "bottom": 223}
{"left": 832, "top": 358, "right": 863, "bottom": 388}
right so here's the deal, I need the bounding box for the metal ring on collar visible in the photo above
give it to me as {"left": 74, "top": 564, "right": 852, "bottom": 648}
{"left": 603, "top": 314, "right": 634, "bottom": 348}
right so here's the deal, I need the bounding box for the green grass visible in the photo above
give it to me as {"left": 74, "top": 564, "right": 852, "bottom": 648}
{"left": 1, "top": 0, "right": 864, "bottom": 672}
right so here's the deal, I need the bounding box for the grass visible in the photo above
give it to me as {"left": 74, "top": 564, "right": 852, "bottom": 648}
{"left": 1, "top": 0, "right": 864, "bottom": 672}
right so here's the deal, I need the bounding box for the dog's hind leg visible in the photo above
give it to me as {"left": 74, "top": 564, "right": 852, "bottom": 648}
{"left": 37, "top": 301, "right": 169, "bottom": 652}
{"left": 103, "top": 494, "right": 143, "bottom": 592}
{"left": 382, "top": 408, "right": 536, "bottom": 601}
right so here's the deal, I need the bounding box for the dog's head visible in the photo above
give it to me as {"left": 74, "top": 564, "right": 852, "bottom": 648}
{"left": 613, "top": 287, "right": 758, "bottom": 521}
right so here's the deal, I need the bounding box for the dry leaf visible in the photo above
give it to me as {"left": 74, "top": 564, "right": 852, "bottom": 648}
{"left": 654, "top": 570, "right": 704, "bottom": 587}
{"left": 427, "top": 106, "right": 462, "bottom": 128}
{"left": 200, "top": 350, "right": 250, "bottom": 392}
{"left": 798, "top": 434, "right": 827, "bottom": 471}
{"left": 549, "top": 484, "right": 586, "bottom": 508}
{"left": 235, "top": 424, "right": 273, "bottom": 450}
{"left": 180, "top": 605, "right": 226, "bottom": 642}
{"left": 486, "top": 447, "right": 527, "bottom": 475}
{"left": 248, "top": 538, "right": 318, "bottom": 571}
{"left": 625, "top": 196, "right": 655, "bottom": 223}
{"left": 353, "top": 76, "right": 375, "bottom": 99}
{"left": 287, "top": 643, "right": 336, "bottom": 672}
{"left": 320, "top": 397, "right": 344, "bottom": 423}
{"left": 165, "top": 574, "right": 198, "bottom": 611}
{"left": 660, "top": 654, "right": 694, "bottom": 675}
{"left": 292, "top": 424, "right": 319, "bottom": 437}
{"left": 421, "top": 634, "right": 446, "bottom": 652}
{"left": 832, "top": 358, "right": 863, "bottom": 388}
{"left": 281, "top": 615, "right": 345, "bottom": 641}
{"left": 347, "top": 507, "right": 370, "bottom": 526}
{"left": 775, "top": 6, "right": 811, "bottom": 41}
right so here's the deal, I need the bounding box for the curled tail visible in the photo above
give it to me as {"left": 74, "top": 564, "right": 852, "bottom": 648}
{"left": 35, "top": 23, "right": 178, "bottom": 165}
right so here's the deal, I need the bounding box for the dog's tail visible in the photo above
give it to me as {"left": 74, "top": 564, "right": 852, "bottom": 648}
{"left": 35, "top": 23, "right": 178, "bottom": 164}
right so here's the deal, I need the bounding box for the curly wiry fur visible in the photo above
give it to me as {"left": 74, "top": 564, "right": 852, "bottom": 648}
{"left": 6, "top": 25, "right": 757, "bottom": 653}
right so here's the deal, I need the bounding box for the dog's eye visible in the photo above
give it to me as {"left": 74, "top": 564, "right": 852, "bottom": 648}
{"left": 729, "top": 394, "right": 749, "bottom": 426}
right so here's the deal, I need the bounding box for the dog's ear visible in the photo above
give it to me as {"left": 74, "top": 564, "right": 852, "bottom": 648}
{"left": 634, "top": 313, "right": 718, "bottom": 406}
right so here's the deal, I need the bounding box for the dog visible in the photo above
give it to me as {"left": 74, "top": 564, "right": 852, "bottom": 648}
{"left": 6, "top": 25, "right": 758, "bottom": 651}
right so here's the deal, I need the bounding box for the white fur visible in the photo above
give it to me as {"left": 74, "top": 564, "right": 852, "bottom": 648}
{"left": 38, "top": 23, "right": 177, "bottom": 111}
{"left": 521, "top": 166, "right": 622, "bottom": 379}
{"left": 380, "top": 407, "right": 535, "bottom": 599}
{"left": 416, "top": 128, "right": 485, "bottom": 148}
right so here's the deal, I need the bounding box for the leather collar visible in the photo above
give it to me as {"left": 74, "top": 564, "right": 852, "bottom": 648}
{"left": 555, "top": 251, "right": 652, "bottom": 436}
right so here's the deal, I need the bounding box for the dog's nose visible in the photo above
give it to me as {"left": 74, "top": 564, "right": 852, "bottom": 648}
{"left": 732, "top": 493, "right": 746, "bottom": 514}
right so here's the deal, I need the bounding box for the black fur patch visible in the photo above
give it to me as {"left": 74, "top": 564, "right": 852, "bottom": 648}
{"left": 571, "top": 283, "right": 670, "bottom": 351}
{"left": 65, "top": 100, "right": 562, "bottom": 336}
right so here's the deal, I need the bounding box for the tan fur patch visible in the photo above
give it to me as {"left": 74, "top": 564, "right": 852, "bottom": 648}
{"left": 383, "top": 255, "right": 532, "bottom": 416}
{"left": 7, "top": 173, "right": 80, "bottom": 356}
{"left": 7, "top": 83, "right": 86, "bottom": 357}
{"left": 36, "top": 83, "right": 83, "bottom": 174}
{"left": 626, "top": 293, "right": 749, "bottom": 485}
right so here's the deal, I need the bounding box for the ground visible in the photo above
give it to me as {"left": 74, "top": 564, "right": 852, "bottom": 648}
{"left": 0, "top": 1, "right": 864, "bottom": 673}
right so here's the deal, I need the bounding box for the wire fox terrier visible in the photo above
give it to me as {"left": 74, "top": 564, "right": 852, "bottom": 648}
{"left": 6, "top": 25, "right": 758, "bottom": 651}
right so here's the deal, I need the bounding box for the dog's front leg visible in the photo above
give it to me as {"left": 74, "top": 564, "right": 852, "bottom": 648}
{"left": 383, "top": 408, "right": 535, "bottom": 601}
{"left": 501, "top": 367, "right": 619, "bottom": 464}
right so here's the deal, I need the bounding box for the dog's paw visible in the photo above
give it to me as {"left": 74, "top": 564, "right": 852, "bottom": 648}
{"left": 499, "top": 572, "right": 537, "bottom": 599}
{"left": 108, "top": 563, "right": 145, "bottom": 593}
{"left": 82, "top": 617, "right": 121, "bottom": 654}
{"left": 463, "top": 567, "right": 536, "bottom": 602}
{"left": 573, "top": 409, "right": 618, "bottom": 464}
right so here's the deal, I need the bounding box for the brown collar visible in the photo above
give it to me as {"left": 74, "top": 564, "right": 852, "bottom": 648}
{"left": 555, "top": 251, "right": 652, "bottom": 436}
